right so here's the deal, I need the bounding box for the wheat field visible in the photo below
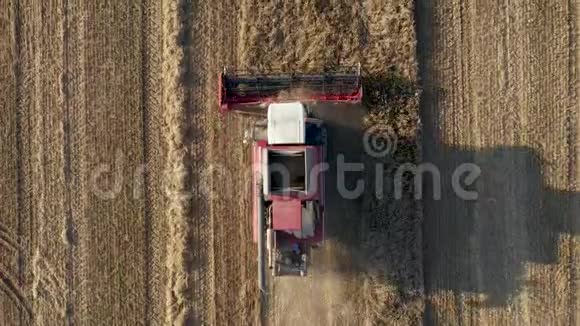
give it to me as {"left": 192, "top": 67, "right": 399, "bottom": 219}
{"left": 0, "top": 0, "right": 578, "bottom": 325}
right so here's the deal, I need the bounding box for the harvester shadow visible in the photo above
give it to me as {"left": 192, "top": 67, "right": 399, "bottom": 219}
{"left": 312, "top": 103, "right": 367, "bottom": 248}
{"left": 350, "top": 122, "right": 579, "bottom": 316}
{"left": 415, "top": 0, "right": 579, "bottom": 320}
{"left": 420, "top": 145, "right": 579, "bottom": 308}
{"left": 313, "top": 76, "right": 578, "bottom": 323}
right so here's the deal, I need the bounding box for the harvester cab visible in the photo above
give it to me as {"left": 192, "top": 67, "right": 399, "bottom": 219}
{"left": 218, "top": 66, "right": 362, "bottom": 292}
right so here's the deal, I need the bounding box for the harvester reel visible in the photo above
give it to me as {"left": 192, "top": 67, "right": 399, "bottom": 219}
{"left": 219, "top": 66, "right": 363, "bottom": 114}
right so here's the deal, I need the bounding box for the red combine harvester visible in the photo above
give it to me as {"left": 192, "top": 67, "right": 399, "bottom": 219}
{"left": 218, "top": 66, "right": 363, "bottom": 292}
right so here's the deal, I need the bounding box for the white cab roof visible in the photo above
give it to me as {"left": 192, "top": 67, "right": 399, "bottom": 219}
{"left": 267, "top": 102, "right": 306, "bottom": 144}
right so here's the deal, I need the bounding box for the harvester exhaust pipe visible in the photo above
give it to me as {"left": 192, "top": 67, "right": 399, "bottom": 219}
{"left": 257, "top": 180, "right": 266, "bottom": 294}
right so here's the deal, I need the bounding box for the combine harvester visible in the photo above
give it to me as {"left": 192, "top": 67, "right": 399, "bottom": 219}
{"left": 218, "top": 66, "right": 363, "bottom": 293}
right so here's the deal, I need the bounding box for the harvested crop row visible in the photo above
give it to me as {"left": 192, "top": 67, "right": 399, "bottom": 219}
{"left": 160, "top": 0, "right": 194, "bottom": 323}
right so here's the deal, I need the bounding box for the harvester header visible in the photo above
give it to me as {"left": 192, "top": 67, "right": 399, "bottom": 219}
{"left": 219, "top": 65, "right": 363, "bottom": 113}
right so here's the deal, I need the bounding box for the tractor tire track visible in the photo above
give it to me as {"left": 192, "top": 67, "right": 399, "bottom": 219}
{"left": 0, "top": 236, "right": 19, "bottom": 253}
{"left": 139, "top": 5, "right": 151, "bottom": 324}
{"left": 0, "top": 265, "right": 32, "bottom": 319}
{"left": 65, "top": 0, "right": 88, "bottom": 323}
{"left": 32, "top": 254, "right": 67, "bottom": 317}
{"left": 61, "top": 0, "right": 77, "bottom": 324}
{"left": 13, "top": 0, "right": 26, "bottom": 324}
{"left": 0, "top": 225, "right": 21, "bottom": 253}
